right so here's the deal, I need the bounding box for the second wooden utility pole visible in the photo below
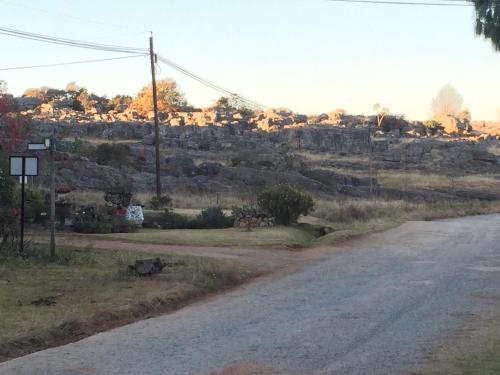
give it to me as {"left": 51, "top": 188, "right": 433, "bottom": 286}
{"left": 149, "top": 34, "right": 161, "bottom": 198}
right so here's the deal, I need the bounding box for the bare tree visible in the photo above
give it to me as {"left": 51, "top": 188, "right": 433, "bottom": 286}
{"left": 0, "top": 80, "right": 6, "bottom": 94}
{"left": 431, "top": 83, "right": 463, "bottom": 118}
{"left": 373, "top": 103, "right": 389, "bottom": 127}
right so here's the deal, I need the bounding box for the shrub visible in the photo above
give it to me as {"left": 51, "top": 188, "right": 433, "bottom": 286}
{"left": 156, "top": 210, "right": 193, "bottom": 229}
{"left": 382, "top": 115, "right": 409, "bottom": 133}
{"left": 72, "top": 206, "right": 137, "bottom": 234}
{"left": 94, "top": 143, "right": 130, "bottom": 166}
{"left": 197, "top": 207, "right": 233, "bottom": 229}
{"left": 422, "top": 120, "right": 442, "bottom": 135}
{"left": 258, "top": 185, "right": 314, "bottom": 225}
{"left": 150, "top": 195, "right": 172, "bottom": 210}
{"left": 25, "top": 188, "right": 48, "bottom": 223}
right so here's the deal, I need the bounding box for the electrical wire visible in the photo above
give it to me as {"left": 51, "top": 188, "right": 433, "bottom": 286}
{"left": 326, "top": 0, "right": 472, "bottom": 6}
{"left": 0, "top": 26, "right": 148, "bottom": 54}
{"left": 157, "top": 54, "right": 267, "bottom": 110}
{"left": 0, "top": 26, "right": 267, "bottom": 110}
{"left": 0, "top": 0, "right": 147, "bottom": 32}
{"left": 0, "top": 54, "right": 147, "bottom": 71}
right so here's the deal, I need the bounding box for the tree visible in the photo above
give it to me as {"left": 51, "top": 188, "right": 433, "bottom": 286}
{"left": 132, "top": 79, "right": 187, "bottom": 115}
{"left": 373, "top": 103, "right": 389, "bottom": 127}
{"left": 431, "top": 83, "right": 463, "bottom": 118}
{"left": 0, "top": 80, "right": 6, "bottom": 94}
{"left": 215, "top": 96, "right": 232, "bottom": 109}
{"left": 258, "top": 185, "right": 314, "bottom": 225}
{"left": 473, "top": 0, "right": 500, "bottom": 50}
{"left": 65, "top": 81, "right": 80, "bottom": 93}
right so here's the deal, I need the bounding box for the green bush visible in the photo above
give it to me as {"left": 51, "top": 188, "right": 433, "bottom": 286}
{"left": 25, "top": 188, "right": 48, "bottom": 223}
{"left": 94, "top": 143, "right": 130, "bottom": 166}
{"left": 0, "top": 152, "right": 18, "bottom": 252}
{"left": 150, "top": 195, "right": 172, "bottom": 210}
{"left": 72, "top": 206, "right": 137, "bottom": 234}
{"left": 382, "top": 115, "right": 409, "bottom": 133}
{"left": 258, "top": 185, "right": 314, "bottom": 225}
{"left": 422, "top": 120, "right": 441, "bottom": 135}
{"left": 156, "top": 210, "right": 193, "bottom": 229}
{"left": 197, "top": 207, "right": 233, "bottom": 229}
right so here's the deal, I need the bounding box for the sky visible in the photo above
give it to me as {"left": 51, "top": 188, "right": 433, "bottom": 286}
{"left": 0, "top": 0, "right": 499, "bottom": 120}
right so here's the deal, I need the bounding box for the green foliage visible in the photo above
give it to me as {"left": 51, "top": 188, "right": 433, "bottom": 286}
{"left": 25, "top": 188, "right": 48, "bottom": 222}
{"left": 473, "top": 0, "right": 500, "bottom": 50}
{"left": 381, "top": 115, "right": 408, "bottom": 133}
{"left": 94, "top": 143, "right": 130, "bottom": 166}
{"left": 0, "top": 151, "right": 18, "bottom": 249}
{"left": 156, "top": 210, "right": 193, "bottom": 229}
{"left": 73, "top": 207, "right": 137, "bottom": 234}
{"left": 150, "top": 195, "right": 172, "bottom": 210}
{"left": 197, "top": 207, "right": 233, "bottom": 229}
{"left": 258, "top": 184, "right": 314, "bottom": 225}
{"left": 422, "top": 120, "right": 441, "bottom": 135}
{"left": 423, "top": 120, "right": 440, "bottom": 129}
{"left": 145, "top": 207, "right": 233, "bottom": 230}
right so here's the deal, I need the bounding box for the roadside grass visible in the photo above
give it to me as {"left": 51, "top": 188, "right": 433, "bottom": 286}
{"left": 438, "top": 340, "right": 500, "bottom": 375}
{"left": 312, "top": 199, "right": 500, "bottom": 246}
{"left": 0, "top": 245, "right": 250, "bottom": 361}
{"left": 95, "top": 226, "right": 317, "bottom": 249}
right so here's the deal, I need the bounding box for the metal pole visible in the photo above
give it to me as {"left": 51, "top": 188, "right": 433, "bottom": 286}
{"left": 149, "top": 34, "right": 161, "bottom": 198}
{"left": 49, "top": 133, "right": 56, "bottom": 257}
{"left": 20, "top": 157, "right": 25, "bottom": 254}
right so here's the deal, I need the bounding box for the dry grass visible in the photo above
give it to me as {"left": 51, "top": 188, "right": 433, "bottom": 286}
{"left": 377, "top": 172, "right": 450, "bottom": 190}
{"left": 0, "top": 246, "right": 249, "bottom": 361}
{"left": 377, "top": 171, "right": 499, "bottom": 194}
{"left": 311, "top": 198, "right": 500, "bottom": 246}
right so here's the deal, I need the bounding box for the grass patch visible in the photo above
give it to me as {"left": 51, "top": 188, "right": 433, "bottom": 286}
{"left": 311, "top": 198, "right": 500, "bottom": 246}
{"left": 439, "top": 339, "right": 500, "bottom": 375}
{"left": 0, "top": 246, "right": 250, "bottom": 361}
{"left": 95, "top": 226, "right": 316, "bottom": 249}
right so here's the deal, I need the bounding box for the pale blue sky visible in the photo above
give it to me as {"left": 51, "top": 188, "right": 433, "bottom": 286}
{"left": 0, "top": 0, "right": 499, "bottom": 120}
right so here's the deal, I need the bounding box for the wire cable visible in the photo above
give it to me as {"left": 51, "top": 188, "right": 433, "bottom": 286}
{"left": 157, "top": 54, "right": 267, "bottom": 110}
{"left": 0, "top": 54, "right": 147, "bottom": 71}
{"left": 0, "top": 26, "right": 147, "bottom": 54}
{"left": 326, "top": 0, "right": 472, "bottom": 6}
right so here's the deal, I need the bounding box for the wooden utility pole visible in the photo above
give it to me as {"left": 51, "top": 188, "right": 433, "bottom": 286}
{"left": 149, "top": 34, "right": 161, "bottom": 198}
{"left": 49, "top": 131, "right": 56, "bottom": 257}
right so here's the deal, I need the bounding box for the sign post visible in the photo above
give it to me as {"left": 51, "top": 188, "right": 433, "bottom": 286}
{"left": 9, "top": 155, "right": 38, "bottom": 254}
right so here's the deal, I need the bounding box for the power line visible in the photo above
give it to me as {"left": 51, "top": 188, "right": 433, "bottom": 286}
{"left": 0, "top": 55, "right": 147, "bottom": 71}
{"left": 326, "top": 0, "right": 472, "bottom": 6}
{"left": 0, "top": 26, "right": 267, "bottom": 110}
{"left": 0, "top": 0, "right": 147, "bottom": 32}
{"left": 0, "top": 26, "right": 148, "bottom": 54}
{"left": 156, "top": 54, "right": 267, "bottom": 110}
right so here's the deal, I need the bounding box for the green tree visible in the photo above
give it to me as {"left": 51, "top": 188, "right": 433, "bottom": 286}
{"left": 0, "top": 150, "right": 18, "bottom": 248}
{"left": 258, "top": 185, "right": 314, "bottom": 225}
{"left": 473, "top": 0, "right": 500, "bottom": 50}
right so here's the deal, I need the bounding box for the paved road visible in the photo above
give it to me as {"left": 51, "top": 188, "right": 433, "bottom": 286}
{"left": 3, "top": 215, "right": 500, "bottom": 375}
